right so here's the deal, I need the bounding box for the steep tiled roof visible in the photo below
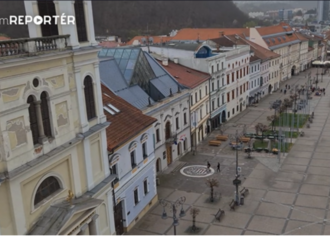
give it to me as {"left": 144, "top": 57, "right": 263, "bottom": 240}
{"left": 208, "top": 36, "right": 236, "bottom": 47}
{"left": 159, "top": 60, "right": 210, "bottom": 89}
{"left": 295, "top": 32, "right": 309, "bottom": 41}
{"left": 256, "top": 22, "right": 293, "bottom": 36}
{"left": 173, "top": 28, "right": 249, "bottom": 41}
{"left": 101, "top": 84, "right": 156, "bottom": 151}
{"left": 224, "top": 34, "right": 280, "bottom": 61}
{"left": 126, "top": 28, "right": 249, "bottom": 45}
{"left": 126, "top": 36, "right": 172, "bottom": 45}
{"left": 99, "top": 41, "right": 120, "bottom": 48}
{"left": 0, "top": 36, "right": 10, "bottom": 41}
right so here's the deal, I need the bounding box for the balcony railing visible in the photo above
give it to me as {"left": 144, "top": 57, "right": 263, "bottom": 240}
{"left": 0, "top": 35, "right": 70, "bottom": 58}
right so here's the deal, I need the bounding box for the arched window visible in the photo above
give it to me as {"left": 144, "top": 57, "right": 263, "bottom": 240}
{"left": 34, "top": 176, "right": 61, "bottom": 206}
{"left": 37, "top": 0, "right": 58, "bottom": 37}
{"left": 74, "top": 0, "right": 88, "bottom": 42}
{"left": 41, "top": 92, "right": 52, "bottom": 137}
{"left": 84, "top": 76, "right": 96, "bottom": 120}
{"left": 165, "top": 122, "right": 171, "bottom": 140}
{"left": 27, "top": 95, "right": 39, "bottom": 145}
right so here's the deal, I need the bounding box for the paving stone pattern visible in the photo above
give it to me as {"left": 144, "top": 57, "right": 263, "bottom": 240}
{"left": 128, "top": 68, "right": 330, "bottom": 235}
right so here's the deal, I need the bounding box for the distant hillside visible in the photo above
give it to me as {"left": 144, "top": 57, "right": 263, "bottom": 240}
{"left": 0, "top": 1, "right": 249, "bottom": 41}
{"left": 92, "top": 1, "right": 249, "bottom": 41}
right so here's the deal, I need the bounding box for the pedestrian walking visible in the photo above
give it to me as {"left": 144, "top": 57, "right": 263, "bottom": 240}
{"left": 217, "top": 162, "right": 220, "bottom": 172}
{"left": 207, "top": 161, "right": 211, "bottom": 171}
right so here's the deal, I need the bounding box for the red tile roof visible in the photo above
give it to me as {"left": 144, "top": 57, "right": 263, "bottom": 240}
{"left": 126, "top": 36, "right": 172, "bottom": 45}
{"left": 126, "top": 28, "right": 249, "bottom": 45}
{"left": 256, "top": 22, "right": 293, "bottom": 36}
{"left": 99, "top": 41, "right": 120, "bottom": 48}
{"left": 173, "top": 28, "right": 250, "bottom": 41}
{"left": 295, "top": 32, "right": 309, "bottom": 41}
{"left": 101, "top": 84, "right": 157, "bottom": 151}
{"left": 159, "top": 60, "right": 210, "bottom": 88}
{"left": 216, "top": 34, "right": 280, "bottom": 61}
{"left": 0, "top": 36, "right": 10, "bottom": 41}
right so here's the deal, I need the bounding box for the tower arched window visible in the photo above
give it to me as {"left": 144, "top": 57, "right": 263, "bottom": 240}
{"left": 34, "top": 176, "right": 61, "bottom": 206}
{"left": 84, "top": 76, "right": 96, "bottom": 120}
{"left": 74, "top": 0, "right": 88, "bottom": 42}
{"left": 41, "top": 92, "right": 52, "bottom": 137}
{"left": 37, "top": 0, "right": 58, "bottom": 37}
{"left": 27, "top": 95, "right": 39, "bottom": 145}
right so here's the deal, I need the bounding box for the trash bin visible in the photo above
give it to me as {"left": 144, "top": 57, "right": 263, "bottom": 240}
{"left": 240, "top": 195, "right": 244, "bottom": 205}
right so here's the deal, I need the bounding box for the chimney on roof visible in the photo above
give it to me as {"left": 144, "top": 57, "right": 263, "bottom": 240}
{"left": 173, "top": 58, "right": 179, "bottom": 64}
{"left": 118, "top": 37, "right": 121, "bottom": 44}
{"left": 220, "top": 31, "right": 224, "bottom": 37}
{"left": 162, "top": 58, "right": 168, "bottom": 66}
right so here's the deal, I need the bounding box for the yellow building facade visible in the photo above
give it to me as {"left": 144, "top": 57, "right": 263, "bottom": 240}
{"left": 0, "top": 0, "right": 115, "bottom": 235}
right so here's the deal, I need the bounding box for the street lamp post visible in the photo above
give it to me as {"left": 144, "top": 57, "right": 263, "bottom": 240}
{"left": 229, "top": 129, "right": 244, "bottom": 205}
{"left": 160, "top": 196, "right": 186, "bottom": 235}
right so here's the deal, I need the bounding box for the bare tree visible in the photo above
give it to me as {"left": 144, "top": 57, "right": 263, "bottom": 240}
{"left": 205, "top": 178, "right": 219, "bottom": 202}
{"left": 190, "top": 207, "right": 200, "bottom": 232}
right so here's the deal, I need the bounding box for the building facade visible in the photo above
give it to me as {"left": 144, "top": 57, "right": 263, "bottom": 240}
{"left": 0, "top": 1, "right": 116, "bottom": 235}
{"left": 159, "top": 60, "right": 211, "bottom": 149}
{"left": 99, "top": 47, "right": 191, "bottom": 173}
{"left": 101, "top": 85, "right": 157, "bottom": 235}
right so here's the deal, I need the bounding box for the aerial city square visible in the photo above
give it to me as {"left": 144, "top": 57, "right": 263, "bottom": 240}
{"left": 1, "top": 0, "right": 330, "bottom": 237}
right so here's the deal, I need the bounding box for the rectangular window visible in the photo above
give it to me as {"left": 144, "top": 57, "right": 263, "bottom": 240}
{"left": 131, "top": 150, "right": 136, "bottom": 168}
{"left": 232, "top": 72, "right": 234, "bottom": 82}
{"left": 142, "top": 142, "right": 147, "bottom": 159}
{"left": 195, "top": 92, "right": 198, "bottom": 103}
{"left": 240, "top": 69, "right": 242, "bottom": 78}
{"left": 110, "top": 163, "right": 117, "bottom": 175}
{"left": 184, "top": 139, "right": 187, "bottom": 150}
{"left": 74, "top": 0, "right": 88, "bottom": 42}
{"left": 222, "top": 94, "right": 225, "bottom": 104}
{"left": 212, "top": 82, "right": 214, "bottom": 91}
{"left": 232, "top": 90, "right": 235, "bottom": 99}
{"left": 222, "top": 78, "right": 225, "bottom": 86}
{"left": 227, "top": 92, "right": 230, "bottom": 102}
{"left": 217, "top": 64, "right": 219, "bottom": 71}
{"left": 227, "top": 74, "right": 230, "bottom": 85}
{"left": 199, "top": 89, "right": 202, "bottom": 99}
{"left": 236, "top": 71, "right": 239, "bottom": 79}
{"left": 243, "top": 84, "right": 245, "bottom": 92}
{"left": 134, "top": 188, "right": 139, "bottom": 205}
{"left": 212, "top": 101, "right": 215, "bottom": 110}
{"left": 176, "top": 117, "right": 179, "bottom": 130}
{"left": 156, "top": 129, "right": 160, "bottom": 142}
{"left": 206, "top": 104, "right": 208, "bottom": 114}
{"left": 240, "top": 86, "right": 242, "bottom": 95}
{"left": 217, "top": 97, "right": 220, "bottom": 107}
{"left": 222, "top": 62, "right": 224, "bottom": 69}
{"left": 236, "top": 88, "right": 238, "bottom": 97}
{"left": 217, "top": 80, "right": 220, "bottom": 89}
{"left": 205, "top": 85, "right": 208, "bottom": 95}
{"left": 144, "top": 179, "right": 149, "bottom": 195}
{"left": 184, "top": 113, "right": 187, "bottom": 125}
{"left": 211, "top": 65, "right": 214, "bottom": 73}
{"left": 200, "top": 109, "right": 202, "bottom": 119}
{"left": 37, "top": 1, "right": 59, "bottom": 37}
{"left": 190, "top": 95, "right": 193, "bottom": 105}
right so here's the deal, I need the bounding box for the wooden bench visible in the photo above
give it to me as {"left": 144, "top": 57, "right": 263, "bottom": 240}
{"left": 214, "top": 208, "right": 225, "bottom": 222}
{"left": 240, "top": 137, "right": 251, "bottom": 143}
{"left": 229, "top": 199, "right": 236, "bottom": 211}
{"left": 209, "top": 140, "right": 221, "bottom": 146}
{"left": 240, "top": 187, "right": 249, "bottom": 197}
{"left": 216, "top": 135, "right": 228, "bottom": 141}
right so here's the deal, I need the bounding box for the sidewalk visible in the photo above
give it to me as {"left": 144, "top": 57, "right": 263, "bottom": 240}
{"left": 128, "top": 68, "right": 330, "bottom": 235}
